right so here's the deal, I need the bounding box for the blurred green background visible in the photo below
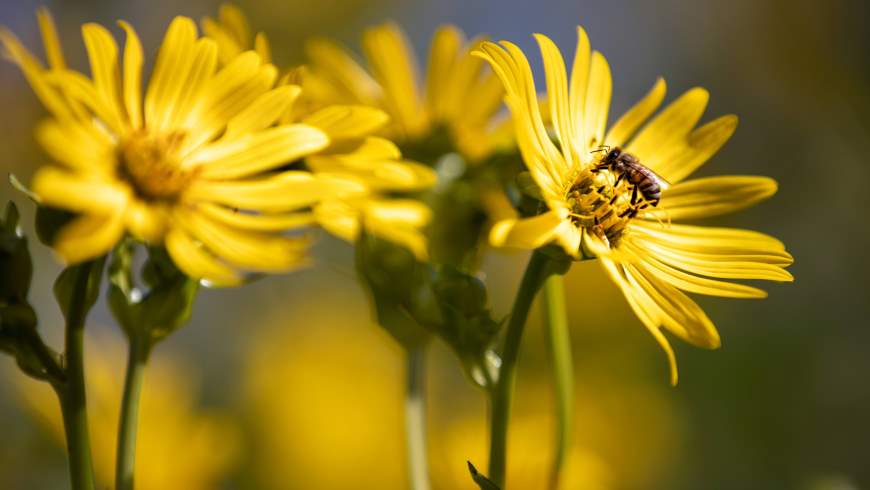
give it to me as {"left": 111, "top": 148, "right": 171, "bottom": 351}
{"left": 1, "top": 0, "right": 869, "bottom": 488}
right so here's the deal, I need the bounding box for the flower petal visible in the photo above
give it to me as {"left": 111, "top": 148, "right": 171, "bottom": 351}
{"left": 362, "top": 198, "right": 431, "bottom": 261}
{"left": 652, "top": 115, "right": 738, "bottom": 183}
{"left": 626, "top": 87, "right": 708, "bottom": 168}
{"left": 583, "top": 51, "right": 611, "bottom": 150}
{"left": 54, "top": 212, "right": 125, "bottom": 263}
{"left": 361, "top": 23, "right": 426, "bottom": 138}
{"left": 179, "top": 209, "right": 311, "bottom": 271}
{"left": 604, "top": 78, "right": 666, "bottom": 147}
{"left": 82, "top": 23, "right": 122, "bottom": 124}
{"left": 304, "top": 38, "right": 381, "bottom": 104}
{"left": 223, "top": 85, "right": 301, "bottom": 141}
{"left": 165, "top": 227, "right": 241, "bottom": 286}
{"left": 425, "top": 25, "right": 462, "bottom": 120}
{"left": 32, "top": 167, "right": 129, "bottom": 214}
{"left": 489, "top": 210, "right": 564, "bottom": 250}
{"left": 144, "top": 16, "right": 198, "bottom": 131}
{"left": 535, "top": 33, "right": 577, "bottom": 166}
{"left": 648, "top": 175, "right": 777, "bottom": 221}
{"left": 35, "top": 119, "right": 114, "bottom": 171}
{"left": 187, "top": 170, "right": 349, "bottom": 212}
{"left": 36, "top": 8, "right": 66, "bottom": 70}
{"left": 568, "top": 27, "right": 590, "bottom": 148}
{"left": 194, "top": 124, "right": 328, "bottom": 179}
{"left": 302, "top": 105, "right": 389, "bottom": 141}
{"left": 197, "top": 203, "right": 315, "bottom": 232}
{"left": 118, "top": 21, "right": 144, "bottom": 129}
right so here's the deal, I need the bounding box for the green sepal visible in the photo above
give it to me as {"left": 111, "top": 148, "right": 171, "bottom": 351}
{"left": 467, "top": 461, "right": 501, "bottom": 490}
{"left": 108, "top": 242, "right": 199, "bottom": 346}
{"left": 54, "top": 258, "right": 106, "bottom": 324}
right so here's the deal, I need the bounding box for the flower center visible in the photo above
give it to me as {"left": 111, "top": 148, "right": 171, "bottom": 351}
{"left": 118, "top": 131, "right": 193, "bottom": 201}
{"left": 566, "top": 168, "right": 639, "bottom": 248}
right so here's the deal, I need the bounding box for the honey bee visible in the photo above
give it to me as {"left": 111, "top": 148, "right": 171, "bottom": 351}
{"left": 592, "top": 146, "right": 669, "bottom": 218}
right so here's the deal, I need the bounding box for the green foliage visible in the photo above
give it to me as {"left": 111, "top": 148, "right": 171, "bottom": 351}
{"left": 355, "top": 232, "right": 503, "bottom": 388}
{"left": 0, "top": 202, "right": 63, "bottom": 382}
{"left": 108, "top": 241, "right": 199, "bottom": 347}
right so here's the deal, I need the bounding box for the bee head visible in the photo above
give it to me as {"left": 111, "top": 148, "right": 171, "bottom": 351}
{"left": 606, "top": 147, "right": 622, "bottom": 161}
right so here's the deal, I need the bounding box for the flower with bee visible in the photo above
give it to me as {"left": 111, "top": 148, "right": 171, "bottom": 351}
{"left": 476, "top": 28, "right": 794, "bottom": 384}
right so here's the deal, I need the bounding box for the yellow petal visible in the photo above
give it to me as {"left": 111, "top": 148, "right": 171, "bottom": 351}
{"left": 223, "top": 85, "right": 301, "bottom": 141}
{"left": 362, "top": 198, "right": 431, "bottom": 261}
{"left": 82, "top": 23, "right": 122, "bottom": 121}
{"left": 314, "top": 199, "right": 361, "bottom": 243}
{"left": 568, "top": 27, "right": 590, "bottom": 149}
{"left": 54, "top": 212, "right": 125, "bottom": 264}
{"left": 626, "top": 87, "right": 709, "bottom": 165}
{"left": 583, "top": 51, "right": 611, "bottom": 151}
{"left": 254, "top": 33, "right": 271, "bottom": 64}
{"left": 118, "top": 21, "right": 144, "bottom": 129}
{"left": 179, "top": 210, "right": 310, "bottom": 271}
{"left": 36, "top": 8, "right": 65, "bottom": 70}
{"left": 123, "top": 200, "right": 167, "bottom": 243}
{"left": 165, "top": 227, "right": 241, "bottom": 286}
{"left": 0, "top": 28, "right": 75, "bottom": 121}
{"left": 425, "top": 25, "right": 462, "bottom": 120}
{"left": 624, "top": 263, "right": 721, "bottom": 349}
{"left": 302, "top": 105, "right": 389, "bottom": 141}
{"left": 604, "top": 78, "right": 666, "bottom": 147}
{"left": 489, "top": 210, "right": 564, "bottom": 249}
{"left": 165, "top": 38, "right": 219, "bottom": 130}
{"left": 35, "top": 119, "right": 114, "bottom": 171}
{"left": 601, "top": 258, "right": 679, "bottom": 385}
{"left": 182, "top": 53, "right": 274, "bottom": 151}
{"left": 439, "top": 35, "right": 488, "bottom": 122}
{"left": 305, "top": 38, "right": 381, "bottom": 104}
{"left": 652, "top": 115, "right": 739, "bottom": 183}
{"left": 361, "top": 23, "right": 427, "bottom": 138}
{"left": 32, "top": 167, "right": 129, "bottom": 214}
{"left": 187, "top": 170, "right": 348, "bottom": 212}
{"left": 144, "top": 16, "right": 198, "bottom": 131}
{"left": 624, "top": 242, "right": 769, "bottom": 299}
{"left": 44, "top": 70, "right": 123, "bottom": 134}
{"left": 534, "top": 33, "right": 577, "bottom": 166}
{"left": 649, "top": 175, "right": 777, "bottom": 221}
{"left": 197, "top": 203, "right": 315, "bottom": 232}
{"left": 194, "top": 124, "right": 328, "bottom": 179}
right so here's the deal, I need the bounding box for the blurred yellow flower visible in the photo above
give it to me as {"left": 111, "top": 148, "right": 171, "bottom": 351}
{"left": 0, "top": 11, "right": 340, "bottom": 285}
{"left": 14, "top": 333, "right": 238, "bottom": 490}
{"left": 202, "top": 5, "right": 437, "bottom": 260}
{"left": 476, "top": 29, "right": 793, "bottom": 384}
{"left": 304, "top": 22, "right": 512, "bottom": 161}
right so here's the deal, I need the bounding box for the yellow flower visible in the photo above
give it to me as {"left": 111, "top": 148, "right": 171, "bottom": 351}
{"left": 201, "top": 6, "right": 437, "bottom": 260}
{"left": 304, "top": 22, "right": 511, "bottom": 161}
{"left": 1, "top": 11, "right": 338, "bottom": 285}
{"left": 475, "top": 29, "right": 793, "bottom": 384}
{"left": 14, "top": 333, "right": 239, "bottom": 490}
{"left": 201, "top": 4, "right": 271, "bottom": 65}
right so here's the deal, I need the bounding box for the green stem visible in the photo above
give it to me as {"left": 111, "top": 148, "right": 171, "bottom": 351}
{"left": 115, "top": 333, "right": 150, "bottom": 490}
{"left": 56, "top": 262, "right": 97, "bottom": 490}
{"left": 405, "top": 346, "right": 430, "bottom": 490}
{"left": 488, "top": 250, "right": 553, "bottom": 488}
{"left": 543, "top": 274, "right": 574, "bottom": 490}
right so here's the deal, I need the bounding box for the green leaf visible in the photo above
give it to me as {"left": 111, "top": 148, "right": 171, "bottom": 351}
{"left": 467, "top": 461, "right": 501, "bottom": 490}
{"left": 1, "top": 202, "right": 32, "bottom": 303}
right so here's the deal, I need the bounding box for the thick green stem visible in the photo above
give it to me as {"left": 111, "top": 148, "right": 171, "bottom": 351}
{"left": 115, "top": 334, "right": 150, "bottom": 490}
{"left": 488, "top": 251, "right": 552, "bottom": 488}
{"left": 543, "top": 274, "right": 574, "bottom": 490}
{"left": 405, "top": 346, "right": 430, "bottom": 490}
{"left": 56, "top": 263, "right": 97, "bottom": 490}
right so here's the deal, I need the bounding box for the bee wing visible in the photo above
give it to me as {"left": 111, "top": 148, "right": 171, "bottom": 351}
{"left": 649, "top": 167, "right": 670, "bottom": 190}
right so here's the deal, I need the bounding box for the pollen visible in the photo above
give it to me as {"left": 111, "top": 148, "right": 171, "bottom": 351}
{"left": 118, "top": 130, "right": 194, "bottom": 201}
{"left": 566, "top": 168, "right": 635, "bottom": 248}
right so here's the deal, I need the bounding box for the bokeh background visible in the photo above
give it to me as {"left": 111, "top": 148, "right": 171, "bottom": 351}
{"left": 1, "top": 0, "right": 869, "bottom": 488}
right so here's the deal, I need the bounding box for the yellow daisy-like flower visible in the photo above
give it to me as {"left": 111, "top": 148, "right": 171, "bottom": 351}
{"left": 475, "top": 29, "right": 793, "bottom": 383}
{"left": 304, "top": 22, "right": 510, "bottom": 161}
{"left": 1, "top": 11, "right": 339, "bottom": 285}
{"left": 201, "top": 6, "right": 437, "bottom": 260}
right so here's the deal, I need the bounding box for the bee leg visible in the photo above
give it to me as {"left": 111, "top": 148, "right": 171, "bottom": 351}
{"left": 650, "top": 199, "right": 660, "bottom": 207}
{"left": 614, "top": 172, "right": 625, "bottom": 186}
{"left": 630, "top": 185, "right": 638, "bottom": 205}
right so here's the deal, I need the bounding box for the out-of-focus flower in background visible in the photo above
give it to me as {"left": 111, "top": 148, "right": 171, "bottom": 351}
{"left": 476, "top": 29, "right": 793, "bottom": 384}
{"left": 303, "top": 22, "right": 512, "bottom": 162}
{"left": 11, "top": 331, "right": 239, "bottom": 490}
